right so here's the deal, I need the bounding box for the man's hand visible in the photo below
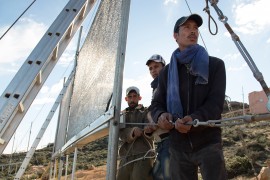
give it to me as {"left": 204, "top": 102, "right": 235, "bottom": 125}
{"left": 175, "top": 116, "right": 192, "bottom": 133}
{"left": 145, "top": 111, "right": 158, "bottom": 133}
{"left": 157, "top": 112, "right": 174, "bottom": 130}
{"left": 144, "top": 122, "right": 157, "bottom": 134}
{"left": 133, "top": 127, "right": 143, "bottom": 137}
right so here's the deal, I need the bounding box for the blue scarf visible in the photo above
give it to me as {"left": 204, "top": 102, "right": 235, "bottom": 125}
{"left": 167, "top": 44, "right": 209, "bottom": 119}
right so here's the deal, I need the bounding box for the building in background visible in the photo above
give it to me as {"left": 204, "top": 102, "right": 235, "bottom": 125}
{"left": 248, "top": 89, "right": 270, "bottom": 114}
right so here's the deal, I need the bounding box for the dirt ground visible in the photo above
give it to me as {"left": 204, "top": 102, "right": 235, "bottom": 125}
{"left": 39, "top": 163, "right": 270, "bottom": 180}
{"left": 60, "top": 165, "right": 107, "bottom": 180}
{"left": 57, "top": 165, "right": 267, "bottom": 180}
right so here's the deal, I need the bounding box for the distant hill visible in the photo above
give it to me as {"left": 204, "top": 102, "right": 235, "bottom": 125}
{"left": 223, "top": 100, "right": 249, "bottom": 114}
{"left": 0, "top": 137, "right": 108, "bottom": 179}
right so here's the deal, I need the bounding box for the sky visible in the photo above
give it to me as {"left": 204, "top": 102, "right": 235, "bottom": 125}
{"left": 0, "top": 0, "right": 270, "bottom": 154}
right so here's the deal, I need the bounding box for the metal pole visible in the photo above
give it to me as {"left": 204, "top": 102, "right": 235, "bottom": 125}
{"left": 53, "top": 159, "right": 57, "bottom": 179}
{"left": 27, "top": 122, "right": 32, "bottom": 152}
{"left": 192, "top": 113, "right": 270, "bottom": 127}
{"left": 208, "top": 1, "right": 270, "bottom": 112}
{"left": 8, "top": 132, "right": 15, "bottom": 174}
{"left": 49, "top": 160, "right": 54, "bottom": 180}
{"left": 106, "top": 0, "right": 131, "bottom": 179}
{"left": 242, "top": 86, "right": 245, "bottom": 115}
{"left": 71, "top": 147, "right": 78, "bottom": 180}
{"left": 65, "top": 155, "right": 69, "bottom": 180}
{"left": 58, "top": 156, "right": 64, "bottom": 180}
{"left": 74, "top": 26, "right": 83, "bottom": 67}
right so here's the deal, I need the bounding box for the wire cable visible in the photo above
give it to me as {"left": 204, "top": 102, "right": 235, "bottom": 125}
{"left": 184, "top": 0, "right": 208, "bottom": 52}
{"left": 0, "top": 0, "right": 37, "bottom": 40}
{"left": 203, "top": 0, "right": 218, "bottom": 35}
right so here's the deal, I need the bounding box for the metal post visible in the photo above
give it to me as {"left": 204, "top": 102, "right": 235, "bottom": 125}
{"left": 71, "top": 147, "right": 78, "bottom": 180}
{"left": 106, "top": 0, "right": 131, "bottom": 179}
{"left": 242, "top": 86, "right": 245, "bottom": 115}
{"left": 0, "top": 0, "right": 98, "bottom": 155}
{"left": 65, "top": 155, "right": 69, "bottom": 180}
{"left": 27, "top": 122, "right": 33, "bottom": 152}
{"left": 49, "top": 160, "right": 54, "bottom": 180}
{"left": 208, "top": 0, "right": 270, "bottom": 112}
{"left": 8, "top": 133, "right": 16, "bottom": 174}
{"left": 14, "top": 68, "right": 76, "bottom": 179}
{"left": 53, "top": 159, "right": 57, "bottom": 179}
{"left": 58, "top": 156, "right": 64, "bottom": 180}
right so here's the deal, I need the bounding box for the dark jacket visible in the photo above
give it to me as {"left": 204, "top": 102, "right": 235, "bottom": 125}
{"left": 119, "top": 105, "right": 154, "bottom": 160}
{"left": 151, "top": 56, "right": 226, "bottom": 152}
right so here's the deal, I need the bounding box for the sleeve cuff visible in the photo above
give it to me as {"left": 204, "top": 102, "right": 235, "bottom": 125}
{"left": 152, "top": 110, "right": 166, "bottom": 123}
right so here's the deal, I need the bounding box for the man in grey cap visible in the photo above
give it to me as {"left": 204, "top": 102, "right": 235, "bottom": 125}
{"left": 151, "top": 14, "right": 228, "bottom": 179}
{"left": 117, "top": 86, "right": 155, "bottom": 180}
{"left": 145, "top": 54, "right": 171, "bottom": 180}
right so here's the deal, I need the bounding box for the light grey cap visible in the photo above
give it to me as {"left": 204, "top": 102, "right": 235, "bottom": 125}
{"left": 126, "top": 86, "right": 140, "bottom": 95}
{"left": 146, "top": 54, "right": 166, "bottom": 66}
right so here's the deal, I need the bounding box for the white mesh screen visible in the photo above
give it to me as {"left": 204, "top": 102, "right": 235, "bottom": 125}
{"left": 65, "top": 0, "right": 123, "bottom": 141}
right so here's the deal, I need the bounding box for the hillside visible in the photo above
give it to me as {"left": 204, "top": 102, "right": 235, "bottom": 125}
{"left": 0, "top": 102, "right": 269, "bottom": 179}
{"left": 0, "top": 138, "right": 108, "bottom": 179}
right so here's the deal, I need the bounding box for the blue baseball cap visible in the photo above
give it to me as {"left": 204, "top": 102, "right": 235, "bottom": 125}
{"left": 174, "top": 14, "right": 203, "bottom": 33}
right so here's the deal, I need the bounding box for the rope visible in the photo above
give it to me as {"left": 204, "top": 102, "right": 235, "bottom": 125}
{"left": 117, "top": 149, "right": 156, "bottom": 170}
{"left": 117, "top": 133, "right": 156, "bottom": 170}
{"left": 0, "top": 0, "right": 37, "bottom": 40}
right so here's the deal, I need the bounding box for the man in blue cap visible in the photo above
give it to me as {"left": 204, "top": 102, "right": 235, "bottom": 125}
{"left": 150, "top": 14, "right": 228, "bottom": 180}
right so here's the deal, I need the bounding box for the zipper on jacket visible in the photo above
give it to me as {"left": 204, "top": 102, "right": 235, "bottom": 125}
{"left": 185, "top": 64, "right": 190, "bottom": 115}
{"left": 185, "top": 64, "right": 193, "bottom": 150}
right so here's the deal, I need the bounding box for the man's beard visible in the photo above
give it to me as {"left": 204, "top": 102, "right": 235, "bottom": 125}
{"left": 129, "top": 102, "right": 138, "bottom": 109}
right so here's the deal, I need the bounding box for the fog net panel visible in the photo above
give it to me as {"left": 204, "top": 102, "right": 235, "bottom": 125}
{"left": 54, "top": 78, "right": 74, "bottom": 152}
{"left": 66, "top": 0, "right": 123, "bottom": 141}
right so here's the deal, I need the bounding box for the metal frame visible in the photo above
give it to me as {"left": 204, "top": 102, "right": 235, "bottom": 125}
{"left": 0, "top": 0, "right": 98, "bottom": 154}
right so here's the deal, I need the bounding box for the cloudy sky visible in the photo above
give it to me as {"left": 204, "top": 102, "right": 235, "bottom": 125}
{"left": 1, "top": 0, "right": 270, "bottom": 153}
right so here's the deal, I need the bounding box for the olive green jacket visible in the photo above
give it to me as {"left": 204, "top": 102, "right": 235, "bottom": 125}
{"left": 119, "top": 105, "right": 155, "bottom": 162}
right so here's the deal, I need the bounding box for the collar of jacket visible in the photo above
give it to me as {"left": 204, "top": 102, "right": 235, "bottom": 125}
{"left": 125, "top": 104, "right": 144, "bottom": 112}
